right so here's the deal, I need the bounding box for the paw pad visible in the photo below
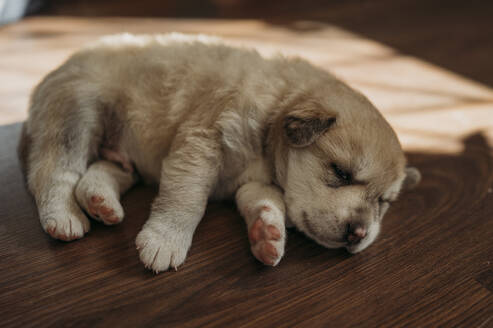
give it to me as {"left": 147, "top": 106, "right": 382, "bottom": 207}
{"left": 249, "top": 217, "right": 284, "bottom": 266}
{"left": 87, "top": 195, "right": 122, "bottom": 225}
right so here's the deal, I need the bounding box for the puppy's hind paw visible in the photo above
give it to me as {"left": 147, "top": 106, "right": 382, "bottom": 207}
{"left": 86, "top": 194, "right": 124, "bottom": 225}
{"left": 42, "top": 212, "right": 90, "bottom": 242}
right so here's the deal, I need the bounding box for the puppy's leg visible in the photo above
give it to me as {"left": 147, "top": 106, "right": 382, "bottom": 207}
{"left": 27, "top": 137, "right": 92, "bottom": 242}
{"left": 21, "top": 65, "right": 107, "bottom": 241}
{"left": 135, "top": 131, "right": 221, "bottom": 273}
{"left": 75, "top": 160, "right": 137, "bottom": 225}
{"left": 236, "top": 182, "right": 286, "bottom": 266}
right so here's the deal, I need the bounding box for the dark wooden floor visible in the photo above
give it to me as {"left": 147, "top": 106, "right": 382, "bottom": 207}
{"left": 1, "top": 2, "right": 493, "bottom": 327}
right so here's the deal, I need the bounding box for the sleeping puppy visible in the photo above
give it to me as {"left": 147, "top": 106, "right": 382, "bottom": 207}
{"left": 18, "top": 33, "right": 420, "bottom": 272}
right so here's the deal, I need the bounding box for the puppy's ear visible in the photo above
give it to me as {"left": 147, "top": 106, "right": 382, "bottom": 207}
{"left": 402, "top": 166, "right": 421, "bottom": 190}
{"left": 284, "top": 108, "right": 336, "bottom": 147}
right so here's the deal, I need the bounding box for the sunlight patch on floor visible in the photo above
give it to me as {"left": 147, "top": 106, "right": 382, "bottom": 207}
{"left": 1, "top": 17, "right": 492, "bottom": 153}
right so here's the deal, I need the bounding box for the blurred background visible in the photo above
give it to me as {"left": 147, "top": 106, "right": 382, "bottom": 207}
{"left": 1, "top": 0, "right": 492, "bottom": 86}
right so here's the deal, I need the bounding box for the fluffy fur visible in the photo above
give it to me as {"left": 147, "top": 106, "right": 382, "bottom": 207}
{"left": 19, "top": 33, "right": 420, "bottom": 272}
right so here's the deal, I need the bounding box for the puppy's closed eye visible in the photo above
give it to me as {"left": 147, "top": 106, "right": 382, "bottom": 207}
{"left": 378, "top": 196, "right": 390, "bottom": 204}
{"left": 328, "top": 163, "right": 352, "bottom": 187}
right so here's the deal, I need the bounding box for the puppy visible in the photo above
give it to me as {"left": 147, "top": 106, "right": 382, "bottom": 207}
{"left": 18, "top": 33, "right": 420, "bottom": 272}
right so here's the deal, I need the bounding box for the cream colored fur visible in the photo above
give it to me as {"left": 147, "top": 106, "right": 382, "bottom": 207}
{"left": 19, "top": 33, "right": 420, "bottom": 272}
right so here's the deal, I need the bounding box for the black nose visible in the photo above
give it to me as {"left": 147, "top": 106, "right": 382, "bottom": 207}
{"left": 344, "top": 223, "right": 367, "bottom": 245}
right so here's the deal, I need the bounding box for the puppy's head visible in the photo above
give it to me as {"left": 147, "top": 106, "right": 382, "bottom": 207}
{"left": 271, "top": 84, "right": 420, "bottom": 254}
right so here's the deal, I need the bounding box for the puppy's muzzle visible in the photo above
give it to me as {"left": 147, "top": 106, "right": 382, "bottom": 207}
{"left": 344, "top": 222, "right": 367, "bottom": 245}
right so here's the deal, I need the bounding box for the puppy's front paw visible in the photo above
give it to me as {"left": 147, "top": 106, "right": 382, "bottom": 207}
{"left": 135, "top": 226, "right": 192, "bottom": 273}
{"left": 249, "top": 206, "right": 286, "bottom": 266}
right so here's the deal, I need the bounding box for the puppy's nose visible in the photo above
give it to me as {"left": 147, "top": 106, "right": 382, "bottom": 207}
{"left": 345, "top": 223, "right": 367, "bottom": 245}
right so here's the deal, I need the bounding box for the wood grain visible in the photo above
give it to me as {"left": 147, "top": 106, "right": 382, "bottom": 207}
{"left": 1, "top": 10, "right": 493, "bottom": 328}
